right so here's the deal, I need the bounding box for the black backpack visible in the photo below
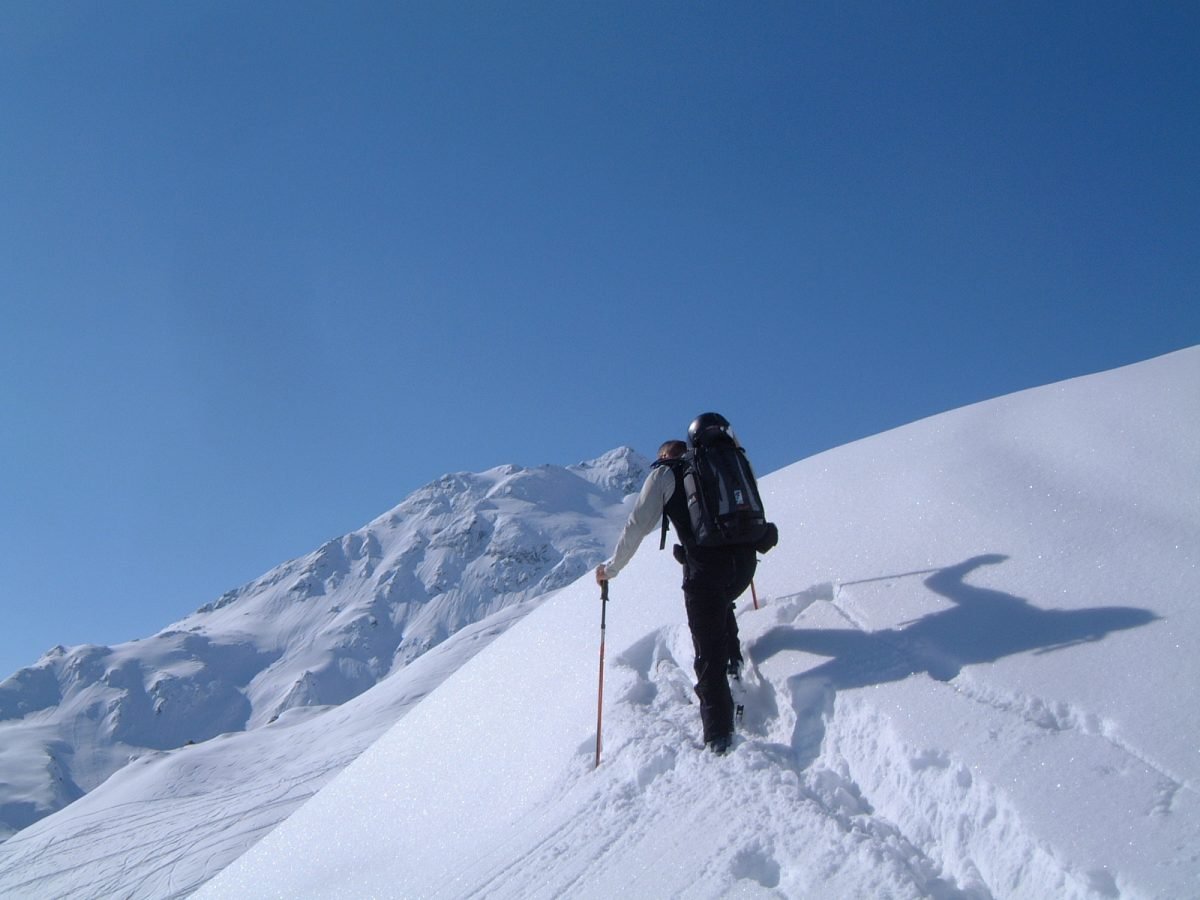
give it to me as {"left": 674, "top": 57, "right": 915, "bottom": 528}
{"left": 660, "top": 439, "right": 771, "bottom": 550}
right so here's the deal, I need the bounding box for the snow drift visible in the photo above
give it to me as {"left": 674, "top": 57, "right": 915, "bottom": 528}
{"left": 196, "top": 347, "right": 1198, "bottom": 899}
{"left": 2, "top": 348, "right": 1198, "bottom": 899}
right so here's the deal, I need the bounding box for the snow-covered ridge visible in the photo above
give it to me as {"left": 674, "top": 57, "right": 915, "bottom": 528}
{"left": 0, "top": 447, "right": 648, "bottom": 840}
{"left": 195, "top": 346, "right": 1198, "bottom": 900}
{"left": 2, "top": 348, "right": 1198, "bottom": 899}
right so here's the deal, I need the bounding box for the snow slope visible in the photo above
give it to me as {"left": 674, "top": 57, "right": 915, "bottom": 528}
{"left": 198, "top": 348, "right": 1199, "bottom": 899}
{"left": 0, "top": 601, "right": 542, "bottom": 898}
{"left": 0, "top": 447, "right": 648, "bottom": 845}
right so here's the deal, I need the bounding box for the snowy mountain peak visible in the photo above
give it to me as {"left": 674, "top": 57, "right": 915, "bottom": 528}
{"left": 0, "top": 448, "right": 648, "bottom": 841}
{"left": 567, "top": 445, "right": 649, "bottom": 495}
{"left": 186, "top": 347, "right": 1199, "bottom": 900}
{"left": 4, "top": 350, "right": 1198, "bottom": 900}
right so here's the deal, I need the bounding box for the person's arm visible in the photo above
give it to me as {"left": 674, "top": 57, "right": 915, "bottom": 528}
{"left": 596, "top": 465, "right": 675, "bottom": 581}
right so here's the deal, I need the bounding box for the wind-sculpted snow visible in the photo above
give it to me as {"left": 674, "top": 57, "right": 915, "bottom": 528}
{"left": 3, "top": 350, "right": 1199, "bottom": 899}
{"left": 196, "top": 550, "right": 1182, "bottom": 899}
{"left": 197, "top": 348, "right": 1197, "bottom": 900}
{"left": 0, "top": 447, "right": 649, "bottom": 840}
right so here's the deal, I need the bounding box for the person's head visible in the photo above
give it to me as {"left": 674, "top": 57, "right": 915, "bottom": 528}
{"left": 658, "top": 440, "right": 687, "bottom": 460}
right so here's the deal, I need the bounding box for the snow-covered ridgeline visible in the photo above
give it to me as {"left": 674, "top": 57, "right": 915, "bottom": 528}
{"left": 0, "top": 447, "right": 649, "bottom": 841}
{"left": 199, "top": 347, "right": 1199, "bottom": 899}
{"left": 1, "top": 348, "right": 1197, "bottom": 900}
{"left": 0, "top": 601, "right": 542, "bottom": 899}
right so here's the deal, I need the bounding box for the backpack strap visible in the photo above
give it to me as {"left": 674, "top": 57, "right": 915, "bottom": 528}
{"left": 651, "top": 457, "right": 685, "bottom": 550}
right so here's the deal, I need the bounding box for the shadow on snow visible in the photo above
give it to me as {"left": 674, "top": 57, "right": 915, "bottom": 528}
{"left": 752, "top": 554, "right": 1160, "bottom": 769}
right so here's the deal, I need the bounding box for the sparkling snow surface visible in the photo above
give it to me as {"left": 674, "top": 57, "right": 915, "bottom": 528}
{"left": 2, "top": 349, "right": 1198, "bottom": 899}
{"left": 200, "top": 349, "right": 1198, "bottom": 899}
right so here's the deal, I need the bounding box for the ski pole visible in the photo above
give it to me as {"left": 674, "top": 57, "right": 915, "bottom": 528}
{"left": 751, "top": 578, "right": 759, "bottom": 610}
{"left": 594, "top": 580, "right": 609, "bottom": 769}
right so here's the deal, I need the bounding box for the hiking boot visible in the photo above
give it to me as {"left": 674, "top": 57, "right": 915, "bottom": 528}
{"left": 707, "top": 734, "right": 733, "bottom": 755}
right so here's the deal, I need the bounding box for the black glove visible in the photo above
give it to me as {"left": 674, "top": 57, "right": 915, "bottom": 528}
{"left": 754, "top": 522, "right": 779, "bottom": 554}
{"left": 672, "top": 543, "right": 687, "bottom": 565}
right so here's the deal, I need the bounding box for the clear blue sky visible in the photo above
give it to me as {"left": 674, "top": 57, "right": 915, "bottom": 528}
{"left": 2, "top": 2, "right": 1197, "bottom": 679}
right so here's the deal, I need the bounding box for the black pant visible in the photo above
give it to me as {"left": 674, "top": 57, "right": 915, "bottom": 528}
{"left": 680, "top": 544, "right": 757, "bottom": 744}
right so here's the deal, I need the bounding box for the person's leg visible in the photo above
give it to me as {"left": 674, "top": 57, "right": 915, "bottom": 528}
{"left": 726, "top": 604, "right": 743, "bottom": 675}
{"left": 683, "top": 548, "right": 739, "bottom": 747}
{"left": 727, "top": 545, "right": 758, "bottom": 600}
{"left": 685, "top": 593, "right": 734, "bottom": 745}
{"left": 725, "top": 546, "right": 758, "bottom": 674}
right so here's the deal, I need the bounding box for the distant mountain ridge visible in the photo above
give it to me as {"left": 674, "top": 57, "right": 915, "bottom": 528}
{"left": 0, "top": 446, "right": 649, "bottom": 839}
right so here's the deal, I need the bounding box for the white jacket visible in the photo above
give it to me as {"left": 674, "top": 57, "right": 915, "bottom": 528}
{"left": 602, "top": 464, "right": 677, "bottom": 579}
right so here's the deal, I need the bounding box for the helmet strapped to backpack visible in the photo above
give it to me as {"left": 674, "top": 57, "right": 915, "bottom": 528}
{"left": 688, "top": 412, "right": 735, "bottom": 449}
